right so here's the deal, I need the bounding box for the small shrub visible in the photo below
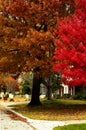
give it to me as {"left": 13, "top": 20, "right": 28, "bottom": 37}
{"left": 54, "top": 94, "right": 60, "bottom": 99}
{"left": 73, "top": 93, "right": 86, "bottom": 100}
{"left": 73, "top": 93, "right": 82, "bottom": 100}
{"left": 63, "top": 94, "right": 71, "bottom": 99}
{"left": 82, "top": 94, "right": 86, "bottom": 100}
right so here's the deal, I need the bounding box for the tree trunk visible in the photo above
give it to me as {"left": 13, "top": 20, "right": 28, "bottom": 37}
{"left": 42, "top": 77, "right": 53, "bottom": 100}
{"left": 46, "top": 85, "right": 52, "bottom": 100}
{"left": 29, "top": 75, "right": 42, "bottom": 106}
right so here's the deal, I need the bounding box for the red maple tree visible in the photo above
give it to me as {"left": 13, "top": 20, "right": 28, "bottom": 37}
{"left": 53, "top": 0, "right": 86, "bottom": 87}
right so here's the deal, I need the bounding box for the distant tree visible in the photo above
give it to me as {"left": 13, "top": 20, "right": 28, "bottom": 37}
{"left": 53, "top": 0, "right": 86, "bottom": 87}
{"left": 51, "top": 73, "right": 62, "bottom": 91}
{"left": 22, "top": 79, "right": 31, "bottom": 94}
{"left": 4, "top": 77, "right": 17, "bottom": 93}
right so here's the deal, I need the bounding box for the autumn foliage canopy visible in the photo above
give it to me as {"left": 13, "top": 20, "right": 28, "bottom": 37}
{"left": 53, "top": 0, "right": 86, "bottom": 87}
{"left": 0, "top": 0, "right": 76, "bottom": 78}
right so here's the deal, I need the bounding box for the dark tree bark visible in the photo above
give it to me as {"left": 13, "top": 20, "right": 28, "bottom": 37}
{"left": 46, "top": 85, "right": 52, "bottom": 100}
{"left": 42, "top": 77, "right": 53, "bottom": 100}
{"left": 29, "top": 75, "right": 42, "bottom": 106}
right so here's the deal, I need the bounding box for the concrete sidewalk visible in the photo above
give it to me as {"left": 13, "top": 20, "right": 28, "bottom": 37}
{"left": 1, "top": 101, "right": 86, "bottom": 130}
{"left": 0, "top": 108, "right": 34, "bottom": 130}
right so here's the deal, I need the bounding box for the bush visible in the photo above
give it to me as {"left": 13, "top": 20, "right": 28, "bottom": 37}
{"left": 53, "top": 94, "right": 60, "bottom": 99}
{"left": 73, "top": 93, "right": 82, "bottom": 100}
{"left": 73, "top": 93, "right": 86, "bottom": 100}
{"left": 63, "top": 94, "right": 71, "bottom": 99}
{"left": 82, "top": 94, "right": 86, "bottom": 100}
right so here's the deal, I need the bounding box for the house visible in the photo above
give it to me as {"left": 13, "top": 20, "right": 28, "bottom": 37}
{"left": 57, "top": 84, "right": 75, "bottom": 97}
{"left": 56, "top": 83, "right": 86, "bottom": 98}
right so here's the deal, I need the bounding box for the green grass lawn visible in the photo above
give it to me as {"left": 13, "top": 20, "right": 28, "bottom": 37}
{"left": 9, "top": 99, "right": 86, "bottom": 121}
{"left": 53, "top": 124, "right": 86, "bottom": 130}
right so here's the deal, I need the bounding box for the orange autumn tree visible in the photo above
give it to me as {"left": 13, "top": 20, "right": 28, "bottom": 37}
{"left": 0, "top": 0, "right": 76, "bottom": 105}
{"left": 4, "top": 77, "right": 17, "bottom": 93}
